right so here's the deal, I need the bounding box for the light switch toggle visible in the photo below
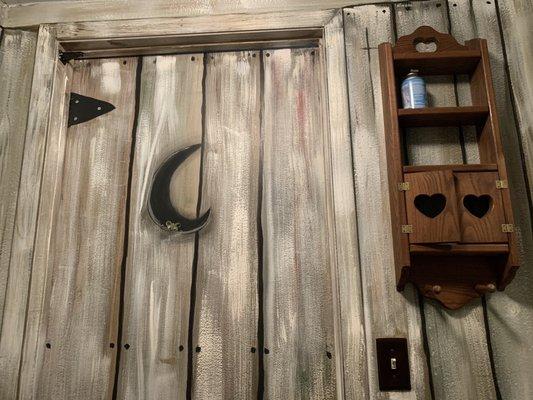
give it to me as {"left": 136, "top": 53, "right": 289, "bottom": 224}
{"left": 390, "top": 357, "right": 397, "bottom": 370}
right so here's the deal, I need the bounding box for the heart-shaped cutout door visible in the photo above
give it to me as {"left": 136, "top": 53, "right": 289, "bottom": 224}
{"left": 414, "top": 193, "right": 447, "bottom": 218}
{"left": 463, "top": 194, "right": 492, "bottom": 218}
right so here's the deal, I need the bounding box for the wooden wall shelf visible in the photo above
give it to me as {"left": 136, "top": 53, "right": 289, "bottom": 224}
{"left": 403, "top": 164, "right": 498, "bottom": 173}
{"left": 397, "top": 106, "right": 489, "bottom": 127}
{"left": 379, "top": 26, "right": 520, "bottom": 309}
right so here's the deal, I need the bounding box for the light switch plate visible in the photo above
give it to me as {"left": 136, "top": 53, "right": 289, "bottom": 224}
{"left": 376, "top": 338, "right": 411, "bottom": 391}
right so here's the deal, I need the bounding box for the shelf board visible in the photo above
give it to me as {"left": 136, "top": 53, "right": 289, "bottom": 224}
{"left": 398, "top": 106, "right": 489, "bottom": 127}
{"left": 403, "top": 163, "right": 498, "bottom": 173}
{"left": 410, "top": 243, "right": 509, "bottom": 256}
{"left": 393, "top": 50, "right": 481, "bottom": 75}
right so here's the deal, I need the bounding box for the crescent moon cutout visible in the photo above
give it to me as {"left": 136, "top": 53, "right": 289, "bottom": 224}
{"left": 148, "top": 144, "right": 211, "bottom": 233}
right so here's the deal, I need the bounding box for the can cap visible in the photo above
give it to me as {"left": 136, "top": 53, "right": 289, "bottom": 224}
{"left": 407, "top": 69, "right": 419, "bottom": 78}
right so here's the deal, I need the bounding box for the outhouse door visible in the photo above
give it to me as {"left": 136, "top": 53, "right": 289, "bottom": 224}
{"left": 22, "top": 46, "right": 359, "bottom": 399}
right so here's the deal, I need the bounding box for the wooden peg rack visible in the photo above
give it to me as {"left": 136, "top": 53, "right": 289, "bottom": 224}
{"left": 378, "top": 26, "right": 520, "bottom": 309}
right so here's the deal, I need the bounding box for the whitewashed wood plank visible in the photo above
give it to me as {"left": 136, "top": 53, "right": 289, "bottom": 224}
{"left": 262, "top": 47, "right": 336, "bottom": 399}
{"left": 18, "top": 59, "right": 72, "bottom": 400}
{"left": 4, "top": 0, "right": 388, "bottom": 28}
{"left": 191, "top": 51, "right": 260, "bottom": 399}
{"left": 394, "top": 2, "right": 497, "bottom": 399}
{"left": 322, "top": 12, "right": 368, "bottom": 400}
{"left": 25, "top": 57, "right": 137, "bottom": 399}
{"left": 55, "top": 10, "right": 334, "bottom": 41}
{"left": 498, "top": 0, "right": 533, "bottom": 200}
{"left": 450, "top": 1, "right": 533, "bottom": 398}
{"left": 0, "top": 25, "right": 58, "bottom": 400}
{"left": 116, "top": 54, "right": 204, "bottom": 400}
{"left": 344, "top": 5, "right": 431, "bottom": 399}
{"left": 0, "top": 29, "right": 37, "bottom": 332}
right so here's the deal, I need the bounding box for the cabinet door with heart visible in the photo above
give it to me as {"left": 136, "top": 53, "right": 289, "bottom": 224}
{"left": 404, "top": 170, "right": 461, "bottom": 244}
{"left": 455, "top": 172, "right": 507, "bottom": 243}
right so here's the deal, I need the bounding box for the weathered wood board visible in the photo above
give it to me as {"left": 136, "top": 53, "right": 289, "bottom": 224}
{"left": 190, "top": 51, "right": 261, "bottom": 399}
{"left": 451, "top": 1, "right": 533, "bottom": 398}
{"left": 3, "top": 0, "right": 387, "bottom": 28}
{"left": 497, "top": 0, "right": 533, "bottom": 201}
{"left": 116, "top": 54, "right": 204, "bottom": 400}
{"left": 393, "top": 2, "right": 496, "bottom": 399}
{"left": 0, "top": 29, "right": 37, "bottom": 333}
{"left": 19, "top": 58, "right": 72, "bottom": 400}
{"left": 0, "top": 25, "right": 58, "bottom": 400}
{"left": 18, "top": 57, "right": 137, "bottom": 399}
{"left": 344, "top": 5, "right": 431, "bottom": 398}
{"left": 261, "top": 47, "right": 336, "bottom": 399}
{"left": 322, "top": 12, "right": 367, "bottom": 400}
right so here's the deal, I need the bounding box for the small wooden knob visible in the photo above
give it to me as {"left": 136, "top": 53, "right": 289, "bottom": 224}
{"left": 423, "top": 284, "right": 442, "bottom": 295}
{"left": 475, "top": 283, "right": 496, "bottom": 294}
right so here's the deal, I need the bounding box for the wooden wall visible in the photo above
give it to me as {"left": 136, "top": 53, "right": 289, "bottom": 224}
{"left": 0, "top": 0, "right": 532, "bottom": 398}
{"left": 344, "top": 1, "right": 533, "bottom": 398}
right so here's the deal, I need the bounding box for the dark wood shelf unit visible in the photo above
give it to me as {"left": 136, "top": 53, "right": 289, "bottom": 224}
{"left": 398, "top": 106, "right": 489, "bottom": 127}
{"left": 379, "top": 26, "right": 520, "bottom": 309}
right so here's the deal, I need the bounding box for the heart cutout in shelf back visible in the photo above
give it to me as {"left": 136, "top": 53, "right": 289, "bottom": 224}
{"left": 463, "top": 194, "right": 492, "bottom": 218}
{"left": 414, "top": 193, "right": 447, "bottom": 218}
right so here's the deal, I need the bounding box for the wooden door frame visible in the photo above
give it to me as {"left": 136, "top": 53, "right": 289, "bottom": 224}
{"left": 27, "top": 9, "right": 365, "bottom": 397}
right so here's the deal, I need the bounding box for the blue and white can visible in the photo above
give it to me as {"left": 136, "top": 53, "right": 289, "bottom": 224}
{"left": 401, "top": 70, "right": 427, "bottom": 109}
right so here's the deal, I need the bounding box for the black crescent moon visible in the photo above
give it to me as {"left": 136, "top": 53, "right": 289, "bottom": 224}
{"left": 148, "top": 144, "right": 210, "bottom": 233}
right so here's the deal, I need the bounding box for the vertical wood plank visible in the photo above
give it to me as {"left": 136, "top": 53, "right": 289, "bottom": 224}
{"left": 262, "top": 47, "right": 336, "bottom": 399}
{"left": 344, "top": 5, "right": 431, "bottom": 398}
{"left": 25, "top": 57, "right": 137, "bottom": 399}
{"left": 0, "top": 29, "right": 37, "bottom": 331}
{"left": 191, "top": 51, "right": 260, "bottom": 399}
{"left": 117, "top": 54, "right": 204, "bottom": 400}
{"left": 497, "top": 0, "right": 533, "bottom": 198}
{"left": 18, "top": 60, "right": 72, "bottom": 400}
{"left": 394, "top": 2, "right": 497, "bottom": 399}
{"left": 450, "top": 0, "right": 533, "bottom": 398}
{"left": 0, "top": 25, "right": 58, "bottom": 400}
{"left": 323, "top": 12, "right": 368, "bottom": 400}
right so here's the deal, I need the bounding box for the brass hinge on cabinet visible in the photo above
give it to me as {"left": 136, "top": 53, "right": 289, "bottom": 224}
{"left": 401, "top": 225, "right": 413, "bottom": 234}
{"left": 502, "top": 224, "right": 514, "bottom": 233}
{"left": 398, "top": 182, "right": 410, "bottom": 191}
{"left": 496, "top": 180, "right": 508, "bottom": 189}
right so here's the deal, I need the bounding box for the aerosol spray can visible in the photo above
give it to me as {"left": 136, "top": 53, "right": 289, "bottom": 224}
{"left": 401, "top": 69, "right": 427, "bottom": 109}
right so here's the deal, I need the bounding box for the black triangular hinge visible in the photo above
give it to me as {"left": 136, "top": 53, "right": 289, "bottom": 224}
{"left": 59, "top": 51, "right": 85, "bottom": 65}
{"left": 68, "top": 93, "right": 115, "bottom": 127}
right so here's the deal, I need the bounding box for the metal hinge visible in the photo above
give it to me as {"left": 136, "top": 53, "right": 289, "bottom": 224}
{"left": 401, "top": 225, "right": 413, "bottom": 234}
{"left": 59, "top": 51, "right": 85, "bottom": 65}
{"left": 68, "top": 93, "right": 115, "bottom": 127}
{"left": 398, "top": 182, "right": 410, "bottom": 191}
{"left": 496, "top": 180, "right": 508, "bottom": 189}
{"left": 502, "top": 224, "right": 514, "bottom": 233}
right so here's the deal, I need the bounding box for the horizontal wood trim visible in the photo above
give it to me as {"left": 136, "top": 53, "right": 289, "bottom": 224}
{"left": 55, "top": 11, "right": 333, "bottom": 41}
{"left": 403, "top": 163, "right": 498, "bottom": 173}
{"left": 410, "top": 243, "right": 509, "bottom": 255}
{"left": 398, "top": 106, "right": 489, "bottom": 127}
{"left": 61, "top": 28, "right": 322, "bottom": 51}
{"left": 69, "top": 38, "right": 319, "bottom": 59}
{"left": 2, "top": 0, "right": 391, "bottom": 28}
{"left": 60, "top": 27, "right": 322, "bottom": 59}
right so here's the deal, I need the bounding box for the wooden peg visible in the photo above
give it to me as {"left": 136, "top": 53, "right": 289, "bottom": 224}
{"left": 423, "top": 284, "right": 442, "bottom": 296}
{"left": 474, "top": 283, "right": 496, "bottom": 295}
